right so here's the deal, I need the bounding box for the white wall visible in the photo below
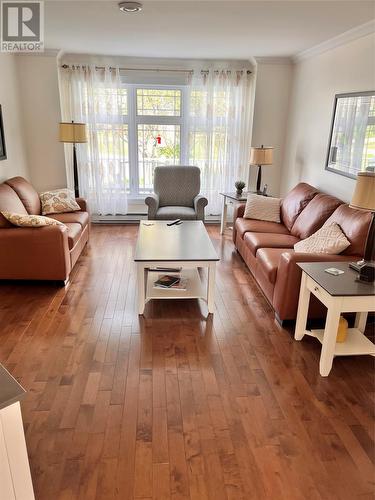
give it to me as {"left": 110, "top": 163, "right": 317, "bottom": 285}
{"left": 281, "top": 33, "right": 375, "bottom": 202}
{"left": 0, "top": 54, "right": 29, "bottom": 183}
{"left": 16, "top": 54, "right": 66, "bottom": 192}
{"left": 250, "top": 60, "right": 292, "bottom": 196}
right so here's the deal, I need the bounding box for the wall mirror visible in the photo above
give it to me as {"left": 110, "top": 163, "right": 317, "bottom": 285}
{"left": 325, "top": 91, "right": 375, "bottom": 179}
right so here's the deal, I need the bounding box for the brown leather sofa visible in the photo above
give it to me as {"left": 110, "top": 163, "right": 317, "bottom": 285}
{"left": 233, "top": 183, "right": 372, "bottom": 322}
{"left": 0, "top": 177, "right": 89, "bottom": 282}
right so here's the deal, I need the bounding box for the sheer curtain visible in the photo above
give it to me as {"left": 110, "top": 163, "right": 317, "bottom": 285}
{"left": 59, "top": 65, "right": 128, "bottom": 215}
{"left": 187, "top": 69, "right": 253, "bottom": 215}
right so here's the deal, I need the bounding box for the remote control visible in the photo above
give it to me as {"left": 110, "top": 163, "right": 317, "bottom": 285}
{"left": 167, "top": 219, "right": 181, "bottom": 226}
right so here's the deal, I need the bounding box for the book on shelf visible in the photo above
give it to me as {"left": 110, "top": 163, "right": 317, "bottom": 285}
{"left": 170, "top": 277, "right": 188, "bottom": 291}
{"left": 153, "top": 275, "right": 189, "bottom": 291}
{"left": 153, "top": 275, "right": 180, "bottom": 288}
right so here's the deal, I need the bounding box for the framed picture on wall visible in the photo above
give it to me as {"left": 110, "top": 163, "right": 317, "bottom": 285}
{"left": 0, "top": 105, "right": 6, "bottom": 161}
{"left": 325, "top": 91, "right": 375, "bottom": 179}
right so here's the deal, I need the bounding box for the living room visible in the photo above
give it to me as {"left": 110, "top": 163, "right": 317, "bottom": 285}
{"left": 0, "top": 1, "right": 374, "bottom": 499}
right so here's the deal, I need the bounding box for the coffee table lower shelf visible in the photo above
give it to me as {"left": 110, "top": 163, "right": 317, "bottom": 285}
{"left": 136, "top": 261, "right": 216, "bottom": 315}
{"left": 146, "top": 269, "right": 205, "bottom": 300}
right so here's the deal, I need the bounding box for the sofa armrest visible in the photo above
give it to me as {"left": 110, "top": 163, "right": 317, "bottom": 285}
{"left": 232, "top": 203, "right": 246, "bottom": 244}
{"left": 0, "top": 225, "right": 71, "bottom": 281}
{"left": 75, "top": 197, "right": 88, "bottom": 212}
{"left": 145, "top": 194, "right": 159, "bottom": 219}
{"left": 194, "top": 195, "right": 208, "bottom": 221}
{"left": 273, "top": 251, "right": 357, "bottom": 321}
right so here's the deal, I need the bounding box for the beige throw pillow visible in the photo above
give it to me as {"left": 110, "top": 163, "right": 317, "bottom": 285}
{"left": 1, "top": 211, "right": 65, "bottom": 228}
{"left": 40, "top": 188, "right": 80, "bottom": 215}
{"left": 294, "top": 223, "right": 350, "bottom": 254}
{"left": 244, "top": 194, "right": 281, "bottom": 223}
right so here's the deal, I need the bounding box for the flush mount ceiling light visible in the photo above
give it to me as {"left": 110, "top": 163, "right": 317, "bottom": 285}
{"left": 118, "top": 2, "right": 143, "bottom": 13}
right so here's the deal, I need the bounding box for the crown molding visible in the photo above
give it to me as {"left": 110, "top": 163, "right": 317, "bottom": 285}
{"left": 255, "top": 56, "right": 293, "bottom": 65}
{"left": 294, "top": 19, "right": 375, "bottom": 63}
{"left": 14, "top": 48, "right": 60, "bottom": 57}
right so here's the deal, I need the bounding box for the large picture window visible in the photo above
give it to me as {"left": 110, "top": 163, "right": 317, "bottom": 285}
{"left": 60, "top": 65, "right": 253, "bottom": 216}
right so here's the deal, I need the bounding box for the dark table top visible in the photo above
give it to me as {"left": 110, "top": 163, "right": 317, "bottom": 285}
{"left": 0, "top": 364, "right": 26, "bottom": 411}
{"left": 134, "top": 221, "right": 219, "bottom": 262}
{"left": 220, "top": 191, "right": 270, "bottom": 201}
{"left": 298, "top": 262, "right": 375, "bottom": 297}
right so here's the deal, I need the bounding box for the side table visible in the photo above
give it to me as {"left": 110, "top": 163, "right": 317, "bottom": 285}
{"left": 294, "top": 262, "right": 375, "bottom": 376}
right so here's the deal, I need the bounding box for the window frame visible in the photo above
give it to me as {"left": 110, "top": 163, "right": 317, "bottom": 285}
{"left": 123, "top": 83, "right": 189, "bottom": 199}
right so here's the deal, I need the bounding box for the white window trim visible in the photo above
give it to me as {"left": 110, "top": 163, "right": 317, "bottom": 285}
{"left": 120, "top": 83, "right": 189, "bottom": 200}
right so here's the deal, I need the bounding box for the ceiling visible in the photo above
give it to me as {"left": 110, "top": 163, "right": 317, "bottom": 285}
{"left": 45, "top": 1, "right": 375, "bottom": 59}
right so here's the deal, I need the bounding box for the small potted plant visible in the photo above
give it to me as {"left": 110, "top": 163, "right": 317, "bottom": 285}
{"left": 235, "top": 180, "right": 246, "bottom": 196}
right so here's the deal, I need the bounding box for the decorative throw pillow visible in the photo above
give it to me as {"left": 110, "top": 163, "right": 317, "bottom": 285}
{"left": 244, "top": 194, "right": 281, "bottom": 223}
{"left": 40, "top": 188, "right": 80, "bottom": 215}
{"left": 1, "top": 211, "right": 65, "bottom": 228}
{"left": 294, "top": 223, "right": 350, "bottom": 254}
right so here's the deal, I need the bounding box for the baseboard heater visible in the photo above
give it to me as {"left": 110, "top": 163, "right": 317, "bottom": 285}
{"left": 92, "top": 214, "right": 220, "bottom": 224}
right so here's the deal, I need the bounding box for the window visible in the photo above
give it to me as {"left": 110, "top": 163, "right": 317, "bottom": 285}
{"left": 89, "top": 84, "right": 187, "bottom": 198}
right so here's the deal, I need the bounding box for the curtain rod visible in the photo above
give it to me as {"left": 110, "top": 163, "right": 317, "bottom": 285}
{"left": 60, "top": 64, "right": 252, "bottom": 75}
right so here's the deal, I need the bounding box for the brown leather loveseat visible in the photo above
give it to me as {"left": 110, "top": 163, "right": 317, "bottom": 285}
{"left": 233, "top": 183, "right": 372, "bottom": 322}
{"left": 0, "top": 176, "right": 89, "bottom": 282}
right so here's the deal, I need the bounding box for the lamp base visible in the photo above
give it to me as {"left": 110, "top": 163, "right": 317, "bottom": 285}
{"left": 352, "top": 261, "right": 375, "bottom": 284}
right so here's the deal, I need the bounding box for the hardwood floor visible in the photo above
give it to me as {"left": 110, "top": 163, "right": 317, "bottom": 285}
{"left": 0, "top": 224, "right": 374, "bottom": 500}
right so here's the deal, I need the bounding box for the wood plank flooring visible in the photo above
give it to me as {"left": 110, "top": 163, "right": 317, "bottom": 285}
{"left": 0, "top": 224, "right": 374, "bottom": 500}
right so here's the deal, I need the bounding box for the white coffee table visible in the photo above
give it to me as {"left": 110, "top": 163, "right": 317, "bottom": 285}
{"left": 134, "top": 221, "right": 219, "bottom": 315}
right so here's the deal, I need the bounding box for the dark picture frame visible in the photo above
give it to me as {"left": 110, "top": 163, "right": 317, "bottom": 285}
{"left": 0, "top": 105, "right": 6, "bottom": 161}
{"left": 325, "top": 90, "right": 375, "bottom": 180}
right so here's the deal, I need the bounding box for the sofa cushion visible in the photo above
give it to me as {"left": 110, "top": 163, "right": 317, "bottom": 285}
{"left": 294, "top": 223, "right": 350, "bottom": 254}
{"left": 235, "top": 218, "right": 290, "bottom": 240}
{"left": 5, "top": 177, "right": 42, "bottom": 215}
{"left": 48, "top": 211, "right": 89, "bottom": 229}
{"left": 281, "top": 183, "right": 319, "bottom": 231}
{"left": 323, "top": 204, "right": 372, "bottom": 256}
{"left": 244, "top": 194, "right": 281, "bottom": 223}
{"left": 0, "top": 184, "right": 28, "bottom": 228}
{"left": 256, "top": 248, "right": 291, "bottom": 285}
{"left": 65, "top": 223, "right": 82, "bottom": 249}
{"left": 40, "top": 189, "right": 81, "bottom": 215}
{"left": 290, "top": 193, "right": 343, "bottom": 239}
{"left": 156, "top": 206, "right": 196, "bottom": 220}
{"left": 1, "top": 211, "right": 65, "bottom": 228}
{"left": 244, "top": 232, "right": 300, "bottom": 256}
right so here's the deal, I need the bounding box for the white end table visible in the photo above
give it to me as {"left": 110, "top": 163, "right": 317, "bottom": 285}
{"left": 294, "top": 262, "right": 375, "bottom": 376}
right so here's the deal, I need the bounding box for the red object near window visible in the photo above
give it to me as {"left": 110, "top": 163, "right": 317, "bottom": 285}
{"left": 156, "top": 134, "right": 162, "bottom": 145}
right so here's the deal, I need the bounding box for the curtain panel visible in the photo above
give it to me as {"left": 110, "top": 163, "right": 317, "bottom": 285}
{"left": 187, "top": 69, "right": 253, "bottom": 215}
{"left": 59, "top": 65, "right": 128, "bottom": 216}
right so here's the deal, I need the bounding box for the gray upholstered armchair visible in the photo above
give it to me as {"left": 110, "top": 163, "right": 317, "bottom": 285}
{"left": 145, "top": 166, "right": 208, "bottom": 221}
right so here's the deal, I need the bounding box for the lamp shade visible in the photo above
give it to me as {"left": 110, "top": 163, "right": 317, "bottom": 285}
{"left": 250, "top": 146, "right": 273, "bottom": 165}
{"left": 59, "top": 122, "right": 87, "bottom": 143}
{"left": 350, "top": 171, "right": 375, "bottom": 212}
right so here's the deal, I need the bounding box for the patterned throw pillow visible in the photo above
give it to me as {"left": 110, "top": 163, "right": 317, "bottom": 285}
{"left": 40, "top": 188, "right": 80, "bottom": 215}
{"left": 294, "top": 223, "right": 350, "bottom": 254}
{"left": 1, "top": 211, "right": 65, "bottom": 228}
{"left": 244, "top": 194, "right": 281, "bottom": 223}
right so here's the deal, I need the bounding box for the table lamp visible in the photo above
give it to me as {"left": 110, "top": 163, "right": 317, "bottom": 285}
{"left": 249, "top": 145, "right": 273, "bottom": 194}
{"left": 59, "top": 121, "right": 87, "bottom": 197}
{"left": 349, "top": 171, "right": 375, "bottom": 283}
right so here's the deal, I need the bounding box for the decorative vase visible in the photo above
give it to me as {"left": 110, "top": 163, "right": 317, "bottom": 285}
{"left": 236, "top": 189, "right": 243, "bottom": 196}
